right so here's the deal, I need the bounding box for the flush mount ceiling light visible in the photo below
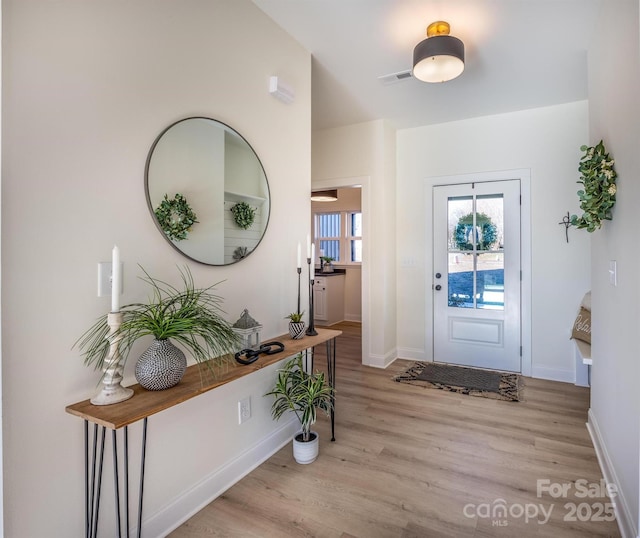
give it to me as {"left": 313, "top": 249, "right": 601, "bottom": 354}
{"left": 311, "top": 189, "right": 338, "bottom": 202}
{"left": 413, "top": 21, "right": 465, "bottom": 83}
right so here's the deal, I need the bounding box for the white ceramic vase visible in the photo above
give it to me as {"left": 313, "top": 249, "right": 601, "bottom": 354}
{"left": 292, "top": 431, "right": 319, "bottom": 464}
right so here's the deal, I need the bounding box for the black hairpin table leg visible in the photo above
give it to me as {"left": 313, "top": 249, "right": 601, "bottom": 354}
{"left": 325, "top": 337, "right": 336, "bottom": 442}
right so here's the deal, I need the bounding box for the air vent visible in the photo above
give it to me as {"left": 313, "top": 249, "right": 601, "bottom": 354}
{"left": 377, "top": 69, "right": 413, "bottom": 85}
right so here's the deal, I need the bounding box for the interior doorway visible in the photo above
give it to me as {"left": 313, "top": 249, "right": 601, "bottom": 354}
{"left": 311, "top": 177, "right": 370, "bottom": 365}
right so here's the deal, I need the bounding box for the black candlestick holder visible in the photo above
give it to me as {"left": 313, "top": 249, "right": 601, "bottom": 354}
{"left": 297, "top": 267, "right": 302, "bottom": 315}
{"left": 306, "top": 257, "right": 318, "bottom": 336}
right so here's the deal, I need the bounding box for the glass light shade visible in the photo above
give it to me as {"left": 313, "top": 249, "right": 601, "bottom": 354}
{"left": 413, "top": 35, "right": 465, "bottom": 83}
{"left": 311, "top": 189, "right": 338, "bottom": 202}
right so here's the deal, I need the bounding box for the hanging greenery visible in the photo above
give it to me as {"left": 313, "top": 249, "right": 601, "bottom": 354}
{"left": 570, "top": 141, "right": 617, "bottom": 232}
{"left": 230, "top": 201, "right": 256, "bottom": 230}
{"left": 154, "top": 193, "right": 198, "bottom": 242}
{"left": 454, "top": 212, "right": 498, "bottom": 250}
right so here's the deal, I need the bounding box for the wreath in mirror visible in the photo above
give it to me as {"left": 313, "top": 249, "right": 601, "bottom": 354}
{"left": 570, "top": 141, "right": 617, "bottom": 232}
{"left": 230, "top": 202, "right": 256, "bottom": 230}
{"left": 154, "top": 193, "right": 199, "bottom": 242}
{"left": 454, "top": 212, "right": 498, "bottom": 250}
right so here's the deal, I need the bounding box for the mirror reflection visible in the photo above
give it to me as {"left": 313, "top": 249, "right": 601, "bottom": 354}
{"left": 145, "top": 117, "right": 270, "bottom": 265}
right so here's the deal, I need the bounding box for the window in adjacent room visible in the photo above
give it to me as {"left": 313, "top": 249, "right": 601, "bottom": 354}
{"left": 314, "top": 211, "right": 362, "bottom": 264}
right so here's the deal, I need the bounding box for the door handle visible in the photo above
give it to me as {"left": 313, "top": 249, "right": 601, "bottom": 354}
{"left": 435, "top": 284, "right": 442, "bottom": 291}
{"left": 435, "top": 272, "right": 442, "bottom": 279}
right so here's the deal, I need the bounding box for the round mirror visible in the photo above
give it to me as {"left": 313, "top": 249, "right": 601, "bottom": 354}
{"left": 145, "top": 117, "right": 270, "bottom": 265}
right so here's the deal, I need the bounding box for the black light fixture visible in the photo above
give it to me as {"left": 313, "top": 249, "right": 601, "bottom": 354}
{"left": 311, "top": 189, "right": 338, "bottom": 202}
{"left": 413, "top": 21, "right": 465, "bottom": 83}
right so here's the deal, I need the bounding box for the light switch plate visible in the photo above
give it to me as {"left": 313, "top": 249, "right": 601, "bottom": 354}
{"left": 98, "top": 262, "right": 112, "bottom": 297}
{"left": 609, "top": 260, "right": 617, "bottom": 287}
{"left": 98, "top": 262, "right": 123, "bottom": 297}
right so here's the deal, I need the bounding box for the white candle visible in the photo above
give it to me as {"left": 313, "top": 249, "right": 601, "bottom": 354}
{"left": 111, "top": 245, "right": 121, "bottom": 312}
{"left": 310, "top": 244, "right": 315, "bottom": 280}
{"left": 297, "top": 242, "right": 302, "bottom": 268}
{"left": 306, "top": 234, "right": 311, "bottom": 259}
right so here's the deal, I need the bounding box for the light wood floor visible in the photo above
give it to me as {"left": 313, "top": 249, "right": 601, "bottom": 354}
{"left": 171, "top": 322, "right": 620, "bottom": 537}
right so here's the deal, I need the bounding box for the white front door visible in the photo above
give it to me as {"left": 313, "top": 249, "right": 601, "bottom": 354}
{"left": 433, "top": 180, "right": 521, "bottom": 372}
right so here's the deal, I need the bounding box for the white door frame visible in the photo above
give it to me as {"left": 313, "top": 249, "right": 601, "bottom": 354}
{"left": 312, "top": 176, "right": 370, "bottom": 366}
{"left": 424, "top": 169, "right": 532, "bottom": 377}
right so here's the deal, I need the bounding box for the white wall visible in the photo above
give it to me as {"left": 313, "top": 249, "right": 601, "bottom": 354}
{"left": 396, "top": 101, "right": 591, "bottom": 381}
{"left": 2, "top": 1, "right": 310, "bottom": 536}
{"left": 586, "top": 1, "right": 640, "bottom": 536}
{"left": 312, "top": 120, "right": 397, "bottom": 367}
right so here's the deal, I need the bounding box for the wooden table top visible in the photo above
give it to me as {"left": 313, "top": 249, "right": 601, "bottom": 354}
{"left": 66, "top": 328, "right": 341, "bottom": 429}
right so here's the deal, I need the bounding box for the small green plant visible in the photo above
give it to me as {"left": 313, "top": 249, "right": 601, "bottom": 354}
{"left": 320, "top": 256, "right": 334, "bottom": 263}
{"left": 285, "top": 312, "right": 304, "bottom": 323}
{"left": 570, "top": 140, "right": 617, "bottom": 232}
{"left": 265, "top": 354, "right": 333, "bottom": 442}
{"left": 74, "top": 266, "right": 239, "bottom": 375}
{"left": 230, "top": 201, "right": 256, "bottom": 230}
{"left": 154, "top": 193, "right": 198, "bottom": 241}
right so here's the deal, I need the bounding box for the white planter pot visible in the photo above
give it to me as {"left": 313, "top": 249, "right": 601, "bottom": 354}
{"left": 292, "top": 431, "right": 319, "bottom": 464}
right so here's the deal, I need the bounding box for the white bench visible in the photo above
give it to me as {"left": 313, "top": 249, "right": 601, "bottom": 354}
{"left": 574, "top": 339, "right": 591, "bottom": 387}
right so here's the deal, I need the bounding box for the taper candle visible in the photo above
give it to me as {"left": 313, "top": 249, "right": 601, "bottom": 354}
{"left": 111, "top": 245, "right": 121, "bottom": 312}
{"left": 297, "top": 242, "right": 302, "bottom": 268}
{"left": 310, "top": 243, "right": 315, "bottom": 280}
{"left": 306, "top": 234, "right": 311, "bottom": 258}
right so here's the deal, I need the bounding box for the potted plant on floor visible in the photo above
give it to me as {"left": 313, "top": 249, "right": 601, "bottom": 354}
{"left": 75, "top": 266, "right": 240, "bottom": 391}
{"left": 265, "top": 353, "right": 333, "bottom": 464}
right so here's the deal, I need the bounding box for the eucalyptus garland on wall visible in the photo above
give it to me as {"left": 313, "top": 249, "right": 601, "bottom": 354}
{"left": 230, "top": 201, "right": 256, "bottom": 230}
{"left": 570, "top": 141, "right": 617, "bottom": 232}
{"left": 154, "top": 193, "right": 198, "bottom": 241}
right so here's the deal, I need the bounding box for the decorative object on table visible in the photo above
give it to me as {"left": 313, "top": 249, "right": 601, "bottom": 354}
{"left": 154, "top": 193, "right": 198, "bottom": 242}
{"left": 77, "top": 246, "right": 133, "bottom": 405}
{"left": 454, "top": 212, "right": 497, "bottom": 250}
{"left": 235, "top": 341, "right": 285, "bottom": 365}
{"left": 232, "top": 309, "right": 262, "bottom": 351}
{"left": 570, "top": 140, "right": 617, "bottom": 232}
{"left": 230, "top": 201, "right": 256, "bottom": 230}
{"left": 285, "top": 311, "right": 306, "bottom": 340}
{"left": 74, "top": 265, "right": 240, "bottom": 393}
{"left": 232, "top": 246, "right": 249, "bottom": 261}
{"left": 265, "top": 353, "right": 333, "bottom": 464}
{"left": 306, "top": 240, "right": 318, "bottom": 336}
{"left": 393, "top": 362, "right": 521, "bottom": 402}
{"left": 135, "top": 339, "right": 187, "bottom": 390}
{"left": 320, "top": 256, "right": 334, "bottom": 273}
{"left": 559, "top": 212, "right": 572, "bottom": 243}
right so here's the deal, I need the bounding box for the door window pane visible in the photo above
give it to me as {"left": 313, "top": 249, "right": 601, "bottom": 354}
{"left": 351, "top": 239, "right": 362, "bottom": 262}
{"left": 476, "top": 253, "right": 504, "bottom": 310}
{"left": 320, "top": 240, "right": 340, "bottom": 261}
{"left": 448, "top": 252, "right": 474, "bottom": 308}
{"left": 448, "top": 196, "right": 473, "bottom": 250}
{"left": 476, "top": 194, "right": 504, "bottom": 251}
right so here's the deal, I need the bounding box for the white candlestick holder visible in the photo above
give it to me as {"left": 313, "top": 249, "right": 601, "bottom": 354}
{"left": 90, "top": 312, "right": 134, "bottom": 406}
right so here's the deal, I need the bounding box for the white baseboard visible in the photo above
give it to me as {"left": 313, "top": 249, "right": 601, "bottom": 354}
{"left": 530, "top": 365, "right": 574, "bottom": 383}
{"left": 344, "top": 313, "right": 362, "bottom": 322}
{"left": 396, "top": 347, "right": 427, "bottom": 361}
{"left": 586, "top": 409, "right": 637, "bottom": 538}
{"left": 366, "top": 348, "right": 397, "bottom": 369}
{"left": 143, "top": 418, "right": 298, "bottom": 537}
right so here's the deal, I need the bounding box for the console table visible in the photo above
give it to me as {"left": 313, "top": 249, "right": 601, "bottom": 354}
{"left": 66, "top": 328, "right": 341, "bottom": 538}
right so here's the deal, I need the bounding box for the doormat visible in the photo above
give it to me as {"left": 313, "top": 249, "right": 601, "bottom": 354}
{"left": 393, "top": 362, "right": 521, "bottom": 402}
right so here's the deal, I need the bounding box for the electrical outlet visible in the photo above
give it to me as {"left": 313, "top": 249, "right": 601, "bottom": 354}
{"left": 238, "top": 397, "right": 251, "bottom": 424}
